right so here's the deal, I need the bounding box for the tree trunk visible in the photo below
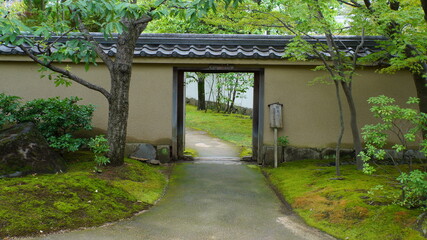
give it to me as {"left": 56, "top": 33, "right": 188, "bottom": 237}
{"left": 340, "top": 81, "right": 364, "bottom": 170}
{"left": 412, "top": 64, "right": 427, "bottom": 137}
{"left": 197, "top": 76, "right": 206, "bottom": 110}
{"left": 228, "top": 78, "right": 239, "bottom": 114}
{"left": 105, "top": 21, "right": 143, "bottom": 166}
{"left": 334, "top": 80, "right": 344, "bottom": 176}
{"left": 107, "top": 78, "right": 130, "bottom": 166}
{"left": 422, "top": 0, "right": 427, "bottom": 21}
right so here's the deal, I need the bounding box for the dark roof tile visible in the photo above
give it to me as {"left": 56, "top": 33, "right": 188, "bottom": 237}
{"left": 0, "top": 33, "right": 384, "bottom": 59}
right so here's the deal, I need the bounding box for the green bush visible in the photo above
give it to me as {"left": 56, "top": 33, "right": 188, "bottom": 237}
{"left": 397, "top": 170, "right": 427, "bottom": 209}
{"left": 360, "top": 95, "right": 427, "bottom": 211}
{"left": 17, "top": 96, "right": 95, "bottom": 152}
{"left": 278, "top": 136, "right": 289, "bottom": 146}
{"left": 0, "top": 93, "right": 21, "bottom": 126}
{"left": 88, "top": 135, "right": 110, "bottom": 166}
{"left": 0, "top": 93, "right": 95, "bottom": 152}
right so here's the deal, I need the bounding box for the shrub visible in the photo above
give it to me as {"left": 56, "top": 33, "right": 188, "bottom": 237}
{"left": 360, "top": 95, "right": 427, "bottom": 210}
{"left": 0, "top": 93, "right": 21, "bottom": 127}
{"left": 17, "top": 96, "right": 95, "bottom": 152}
{"left": 88, "top": 135, "right": 110, "bottom": 166}
{"left": 278, "top": 136, "right": 289, "bottom": 146}
{"left": 397, "top": 170, "right": 427, "bottom": 209}
{"left": 0, "top": 93, "right": 95, "bottom": 152}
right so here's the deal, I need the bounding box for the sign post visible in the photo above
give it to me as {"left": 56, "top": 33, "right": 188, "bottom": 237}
{"left": 268, "top": 103, "right": 283, "bottom": 168}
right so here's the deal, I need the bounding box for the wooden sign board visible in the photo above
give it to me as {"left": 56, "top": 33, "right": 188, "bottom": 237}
{"left": 268, "top": 102, "right": 283, "bottom": 128}
{"left": 208, "top": 65, "right": 235, "bottom": 71}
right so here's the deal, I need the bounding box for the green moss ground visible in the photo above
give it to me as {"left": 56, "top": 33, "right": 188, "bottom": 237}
{"left": 183, "top": 148, "right": 199, "bottom": 157}
{"left": 185, "top": 104, "right": 252, "bottom": 156}
{"left": 264, "top": 159, "right": 425, "bottom": 240}
{"left": 0, "top": 151, "right": 168, "bottom": 238}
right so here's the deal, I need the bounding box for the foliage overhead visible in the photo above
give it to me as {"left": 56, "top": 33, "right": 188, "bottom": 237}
{"left": 350, "top": 0, "right": 427, "bottom": 75}
{"left": 0, "top": 0, "right": 244, "bottom": 89}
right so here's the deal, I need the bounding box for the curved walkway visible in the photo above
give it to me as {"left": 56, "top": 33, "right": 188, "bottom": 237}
{"left": 25, "top": 129, "right": 334, "bottom": 240}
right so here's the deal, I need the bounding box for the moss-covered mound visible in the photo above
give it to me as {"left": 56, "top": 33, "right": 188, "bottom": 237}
{"left": 264, "top": 159, "right": 426, "bottom": 240}
{"left": 0, "top": 151, "right": 168, "bottom": 238}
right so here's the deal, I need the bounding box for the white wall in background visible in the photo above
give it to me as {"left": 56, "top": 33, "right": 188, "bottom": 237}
{"left": 185, "top": 73, "right": 254, "bottom": 109}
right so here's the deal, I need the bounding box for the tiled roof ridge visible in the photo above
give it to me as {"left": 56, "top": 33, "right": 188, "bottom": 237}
{"left": 0, "top": 33, "right": 385, "bottom": 59}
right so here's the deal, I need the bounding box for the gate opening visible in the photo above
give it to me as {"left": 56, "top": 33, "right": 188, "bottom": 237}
{"left": 173, "top": 67, "right": 264, "bottom": 162}
{"left": 184, "top": 72, "right": 254, "bottom": 159}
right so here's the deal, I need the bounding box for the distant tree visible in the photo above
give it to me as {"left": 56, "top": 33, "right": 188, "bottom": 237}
{"left": 145, "top": 2, "right": 268, "bottom": 34}
{"left": 218, "top": 73, "right": 253, "bottom": 114}
{"left": 186, "top": 72, "right": 207, "bottom": 111}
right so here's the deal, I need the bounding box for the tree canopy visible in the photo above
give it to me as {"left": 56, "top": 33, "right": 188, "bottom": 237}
{"left": 0, "top": 0, "right": 242, "bottom": 166}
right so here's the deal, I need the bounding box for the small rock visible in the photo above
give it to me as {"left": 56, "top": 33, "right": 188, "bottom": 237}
{"left": 157, "top": 145, "right": 171, "bottom": 163}
{"left": 321, "top": 148, "right": 355, "bottom": 160}
{"left": 148, "top": 159, "right": 161, "bottom": 165}
{"left": 182, "top": 155, "right": 194, "bottom": 161}
{"left": 283, "top": 146, "right": 320, "bottom": 162}
{"left": 404, "top": 149, "right": 426, "bottom": 160}
{"left": 8, "top": 171, "right": 23, "bottom": 177}
{"left": 241, "top": 156, "right": 254, "bottom": 162}
{"left": 130, "top": 143, "right": 156, "bottom": 160}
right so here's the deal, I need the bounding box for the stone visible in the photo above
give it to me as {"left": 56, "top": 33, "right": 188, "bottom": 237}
{"left": 182, "top": 155, "right": 194, "bottom": 161}
{"left": 283, "top": 146, "right": 321, "bottom": 162}
{"left": 0, "top": 122, "right": 66, "bottom": 176}
{"left": 263, "top": 146, "right": 283, "bottom": 166}
{"left": 321, "top": 148, "right": 355, "bottom": 160}
{"left": 148, "top": 159, "right": 161, "bottom": 165}
{"left": 124, "top": 143, "right": 141, "bottom": 157}
{"left": 157, "top": 145, "right": 171, "bottom": 163}
{"left": 241, "top": 156, "right": 254, "bottom": 162}
{"left": 404, "top": 149, "right": 426, "bottom": 160}
{"left": 130, "top": 143, "right": 156, "bottom": 160}
{"left": 382, "top": 149, "right": 403, "bottom": 161}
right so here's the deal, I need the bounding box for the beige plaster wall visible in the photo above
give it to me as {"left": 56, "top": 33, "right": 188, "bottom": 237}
{"left": 0, "top": 61, "right": 173, "bottom": 144}
{"left": 0, "top": 57, "right": 417, "bottom": 150}
{"left": 263, "top": 65, "right": 416, "bottom": 148}
{"left": 1, "top": 61, "right": 110, "bottom": 131}
{"left": 129, "top": 64, "right": 173, "bottom": 144}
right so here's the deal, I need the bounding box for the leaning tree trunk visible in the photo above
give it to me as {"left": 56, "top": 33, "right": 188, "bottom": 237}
{"left": 227, "top": 78, "right": 239, "bottom": 114}
{"left": 341, "top": 81, "right": 364, "bottom": 170}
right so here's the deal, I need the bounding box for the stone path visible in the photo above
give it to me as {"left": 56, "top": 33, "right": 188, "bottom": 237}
{"left": 185, "top": 127, "right": 240, "bottom": 159}
{"left": 24, "top": 129, "right": 334, "bottom": 240}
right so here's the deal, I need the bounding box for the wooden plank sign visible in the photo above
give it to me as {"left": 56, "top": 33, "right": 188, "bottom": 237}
{"left": 268, "top": 102, "right": 283, "bottom": 129}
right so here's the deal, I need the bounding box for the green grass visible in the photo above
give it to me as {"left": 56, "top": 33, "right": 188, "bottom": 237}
{"left": 185, "top": 104, "right": 252, "bottom": 156}
{"left": 183, "top": 148, "right": 198, "bottom": 157}
{"left": 265, "top": 159, "right": 426, "bottom": 240}
{"left": 0, "top": 151, "right": 168, "bottom": 238}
